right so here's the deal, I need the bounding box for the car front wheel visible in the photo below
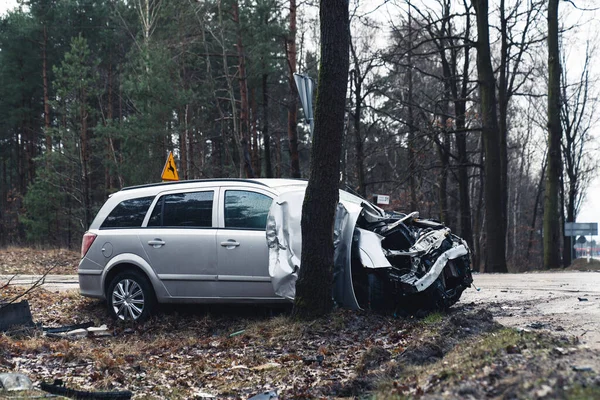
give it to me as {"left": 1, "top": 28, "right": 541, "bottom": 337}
{"left": 107, "top": 271, "right": 155, "bottom": 322}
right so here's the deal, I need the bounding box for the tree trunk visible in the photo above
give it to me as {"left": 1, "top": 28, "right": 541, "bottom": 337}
{"left": 263, "top": 73, "right": 273, "bottom": 178}
{"left": 251, "top": 88, "right": 260, "bottom": 176}
{"left": 543, "top": 0, "right": 562, "bottom": 269}
{"left": 42, "top": 25, "right": 52, "bottom": 154}
{"left": 293, "top": 0, "right": 349, "bottom": 320}
{"left": 349, "top": 43, "right": 365, "bottom": 197}
{"left": 526, "top": 159, "right": 546, "bottom": 262}
{"left": 498, "top": 0, "right": 509, "bottom": 257}
{"left": 287, "top": 0, "right": 301, "bottom": 178}
{"left": 473, "top": 0, "right": 507, "bottom": 272}
{"left": 233, "top": 0, "right": 254, "bottom": 178}
{"left": 80, "top": 89, "right": 91, "bottom": 228}
{"left": 455, "top": 1, "right": 474, "bottom": 251}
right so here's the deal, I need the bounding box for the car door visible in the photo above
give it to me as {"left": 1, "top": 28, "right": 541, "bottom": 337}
{"left": 138, "top": 188, "right": 219, "bottom": 299}
{"left": 216, "top": 187, "right": 278, "bottom": 299}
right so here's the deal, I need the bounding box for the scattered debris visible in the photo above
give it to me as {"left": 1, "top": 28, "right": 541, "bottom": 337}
{"left": 229, "top": 329, "right": 246, "bottom": 337}
{"left": 0, "top": 300, "right": 34, "bottom": 332}
{"left": 571, "top": 366, "right": 594, "bottom": 372}
{"left": 40, "top": 379, "right": 132, "bottom": 399}
{"left": 302, "top": 355, "right": 325, "bottom": 367}
{"left": 552, "top": 347, "right": 568, "bottom": 356}
{"left": 251, "top": 362, "right": 281, "bottom": 371}
{"left": 192, "top": 392, "right": 217, "bottom": 399}
{"left": 527, "top": 322, "right": 545, "bottom": 330}
{"left": 248, "top": 390, "right": 278, "bottom": 400}
{"left": 501, "top": 306, "right": 523, "bottom": 311}
{"left": 43, "top": 321, "right": 94, "bottom": 334}
{"left": 44, "top": 324, "right": 111, "bottom": 339}
{"left": 0, "top": 373, "right": 33, "bottom": 392}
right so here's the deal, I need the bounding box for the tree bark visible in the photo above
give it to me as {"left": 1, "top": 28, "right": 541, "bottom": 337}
{"left": 543, "top": 0, "right": 562, "bottom": 269}
{"left": 251, "top": 88, "right": 260, "bottom": 176}
{"left": 233, "top": 0, "right": 254, "bottom": 178}
{"left": 349, "top": 42, "right": 365, "bottom": 197}
{"left": 42, "top": 25, "right": 52, "bottom": 154}
{"left": 263, "top": 73, "right": 273, "bottom": 178}
{"left": 293, "top": 0, "right": 349, "bottom": 320}
{"left": 473, "top": 0, "right": 507, "bottom": 272}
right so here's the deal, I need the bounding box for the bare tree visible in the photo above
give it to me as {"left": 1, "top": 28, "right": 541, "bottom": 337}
{"left": 561, "top": 42, "right": 599, "bottom": 267}
{"left": 473, "top": 0, "right": 507, "bottom": 272}
{"left": 543, "top": 0, "right": 562, "bottom": 269}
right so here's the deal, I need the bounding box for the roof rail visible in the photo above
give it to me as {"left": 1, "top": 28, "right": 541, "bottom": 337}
{"left": 120, "top": 178, "right": 269, "bottom": 192}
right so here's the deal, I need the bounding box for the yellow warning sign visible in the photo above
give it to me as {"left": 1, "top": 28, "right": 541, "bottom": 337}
{"left": 161, "top": 152, "right": 179, "bottom": 181}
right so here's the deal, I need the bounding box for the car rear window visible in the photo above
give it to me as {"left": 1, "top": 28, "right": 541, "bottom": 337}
{"left": 224, "top": 190, "right": 272, "bottom": 229}
{"left": 148, "top": 191, "right": 213, "bottom": 228}
{"left": 101, "top": 196, "right": 155, "bottom": 228}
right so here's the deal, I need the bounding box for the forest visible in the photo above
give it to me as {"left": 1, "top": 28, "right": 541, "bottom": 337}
{"left": 0, "top": 0, "right": 598, "bottom": 273}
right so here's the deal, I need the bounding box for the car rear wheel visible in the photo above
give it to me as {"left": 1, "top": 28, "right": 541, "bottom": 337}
{"left": 107, "top": 271, "right": 155, "bottom": 322}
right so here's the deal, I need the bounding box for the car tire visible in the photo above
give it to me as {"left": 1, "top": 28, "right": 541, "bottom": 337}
{"left": 107, "top": 271, "right": 156, "bottom": 322}
{"left": 368, "top": 272, "right": 388, "bottom": 312}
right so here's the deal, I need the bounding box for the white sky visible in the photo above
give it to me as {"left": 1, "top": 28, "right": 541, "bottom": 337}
{"left": 0, "top": 0, "right": 18, "bottom": 16}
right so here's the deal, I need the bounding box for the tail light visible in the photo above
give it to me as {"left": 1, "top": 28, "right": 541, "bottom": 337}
{"left": 81, "top": 232, "right": 97, "bottom": 258}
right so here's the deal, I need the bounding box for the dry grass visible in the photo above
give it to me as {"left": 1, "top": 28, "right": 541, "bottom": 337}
{"left": 566, "top": 257, "right": 600, "bottom": 271}
{"left": 1, "top": 285, "right": 600, "bottom": 399}
{"left": 0, "top": 247, "right": 79, "bottom": 275}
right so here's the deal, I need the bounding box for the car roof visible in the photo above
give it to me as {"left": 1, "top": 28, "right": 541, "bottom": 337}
{"left": 120, "top": 178, "right": 306, "bottom": 192}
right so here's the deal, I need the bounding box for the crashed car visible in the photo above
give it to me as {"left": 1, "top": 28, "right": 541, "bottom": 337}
{"left": 79, "top": 178, "right": 471, "bottom": 322}
{"left": 267, "top": 188, "right": 473, "bottom": 313}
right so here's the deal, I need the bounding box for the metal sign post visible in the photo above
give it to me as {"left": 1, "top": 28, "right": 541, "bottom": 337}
{"left": 294, "top": 73, "right": 315, "bottom": 136}
{"left": 565, "top": 222, "right": 598, "bottom": 260}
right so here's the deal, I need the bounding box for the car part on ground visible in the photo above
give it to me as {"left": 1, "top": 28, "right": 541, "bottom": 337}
{"left": 41, "top": 380, "right": 132, "bottom": 399}
{"left": 267, "top": 188, "right": 473, "bottom": 314}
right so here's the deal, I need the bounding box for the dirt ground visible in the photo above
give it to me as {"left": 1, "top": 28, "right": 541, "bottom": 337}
{"left": 0, "top": 286, "right": 599, "bottom": 398}
{"left": 2, "top": 251, "right": 600, "bottom": 398}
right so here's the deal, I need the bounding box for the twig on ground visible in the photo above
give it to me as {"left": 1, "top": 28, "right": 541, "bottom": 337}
{"left": 0, "top": 263, "right": 60, "bottom": 309}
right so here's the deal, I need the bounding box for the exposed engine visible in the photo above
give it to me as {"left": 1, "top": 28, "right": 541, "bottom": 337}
{"left": 352, "top": 209, "right": 473, "bottom": 313}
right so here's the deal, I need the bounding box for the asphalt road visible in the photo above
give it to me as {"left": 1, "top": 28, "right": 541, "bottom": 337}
{"left": 462, "top": 271, "right": 600, "bottom": 349}
{"left": 3, "top": 271, "right": 600, "bottom": 349}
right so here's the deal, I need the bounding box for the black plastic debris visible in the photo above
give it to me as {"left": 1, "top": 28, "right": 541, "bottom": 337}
{"left": 527, "top": 322, "right": 545, "bottom": 330}
{"left": 248, "top": 390, "right": 278, "bottom": 400}
{"left": 0, "top": 301, "right": 34, "bottom": 332}
{"left": 577, "top": 297, "right": 588, "bottom": 302}
{"left": 571, "top": 366, "right": 594, "bottom": 372}
{"left": 43, "top": 321, "right": 94, "bottom": 334}
{"left": 302, "top": 355, "right": 324, "bottom": 366}
{"left": 41, "top": 380, "right": 132, "bottom": 399}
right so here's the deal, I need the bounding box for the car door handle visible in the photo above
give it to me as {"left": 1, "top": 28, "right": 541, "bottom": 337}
{"left": 148, "top": 239, "right": 166, "bottom": 248}
{"left": 220, "top": 240, "right": 240, "bottom": 248}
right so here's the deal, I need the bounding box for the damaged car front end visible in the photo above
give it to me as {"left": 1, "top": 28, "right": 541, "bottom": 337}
{"left": 266, "top": 188, "right": 473, "bottom": 313}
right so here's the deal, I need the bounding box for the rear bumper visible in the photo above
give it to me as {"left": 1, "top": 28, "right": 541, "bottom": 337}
{"left": 78, "top": 271, "right": 104, "bottom": 299}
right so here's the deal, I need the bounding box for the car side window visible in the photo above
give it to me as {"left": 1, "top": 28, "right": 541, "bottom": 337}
{"left": 101, "top": 196, "right": 155, "bottom": 229}
{"left": 224, "top": 190, "right": 272, "bottom": 229}
{"left": 147, "top": 191, "right": 214, "bottom": 228}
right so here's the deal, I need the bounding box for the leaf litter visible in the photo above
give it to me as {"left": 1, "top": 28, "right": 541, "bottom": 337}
{"left": 1, "top": 287, "right": 600, "bottom": 398}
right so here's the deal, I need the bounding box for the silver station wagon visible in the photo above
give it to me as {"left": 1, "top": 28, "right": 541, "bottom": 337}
{"left": 79, "top": 179, "right": 473, "bottom": 321}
